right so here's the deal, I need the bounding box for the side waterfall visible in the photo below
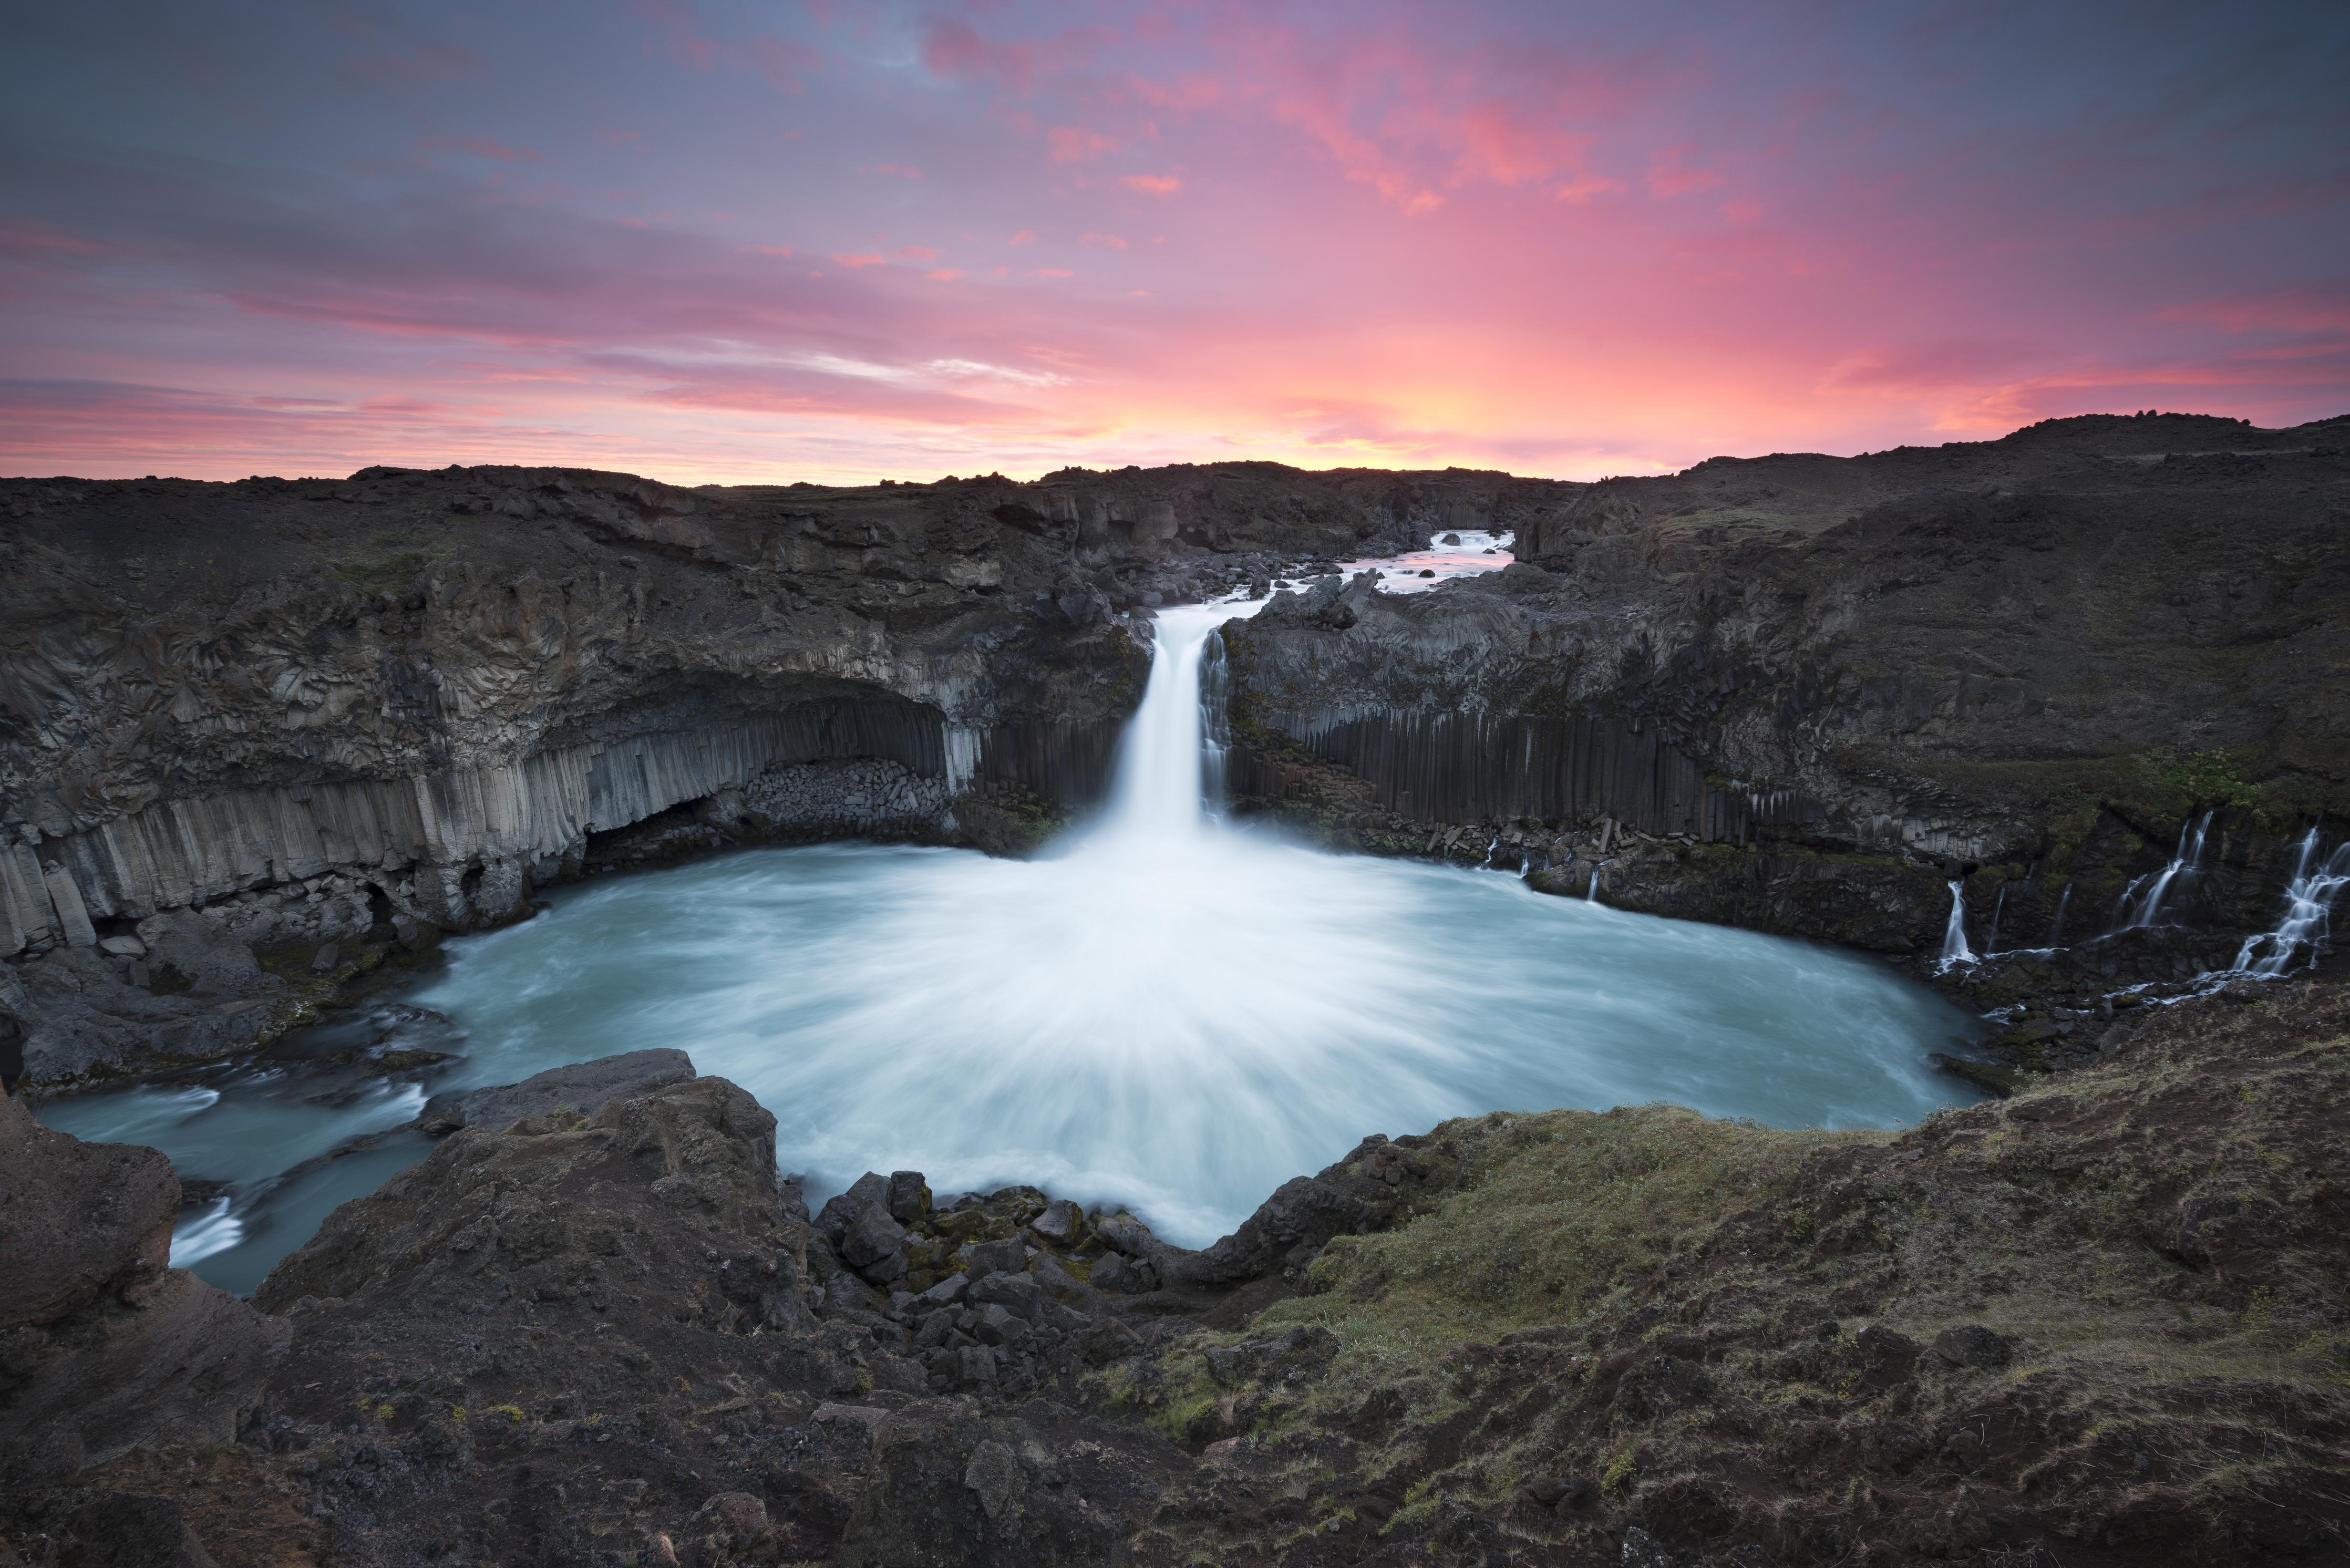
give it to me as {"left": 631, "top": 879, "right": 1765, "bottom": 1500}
{"left": 1937, "top": 881, "right": 1974, "bottom": 969}
{"left": 2113, "top": 810, "right": 2214, "bottom": 932}
{"left": 2236, "top": 829, "right": 2350, "bottom": 976}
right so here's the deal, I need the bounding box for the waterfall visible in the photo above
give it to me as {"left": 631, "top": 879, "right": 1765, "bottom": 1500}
{"left": 2115, "top": 810, "right": 2214, "bottom": 931}
{"left": 2234, "top": 828, "right": 2350, "bottom": 976}
{"left": 1937, "top": 881, "right": 1974, "bottom": 969}
{"left": 2047, "top": 883, "right": 2071, "bottom": 944}
{"left": 1197, "top": 628, "right": 1233, "bottom": 818}
{"left": 1985, "top": 885, "right": 2006, "bottom": 955}
{"left": 1094, "top": 605, "right": 1243, "bottom": 841}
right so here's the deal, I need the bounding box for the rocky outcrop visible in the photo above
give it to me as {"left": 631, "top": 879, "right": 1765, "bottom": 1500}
{"left": 412, "top": 1046, "right": 696, "bottom": 1134}
{"left": 0, "top": 460, "right": 1504, "bottom": 1084}
{"left": 18, "top": 984, "right": 2345, "bottom": 1565}
{"left": 1221, "top": 414, "right": 2350, "bottom": 998}
{"left": 0, "top": 1094, "right": 286, "bottom": 1484}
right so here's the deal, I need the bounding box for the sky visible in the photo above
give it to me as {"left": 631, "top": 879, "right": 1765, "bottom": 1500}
{"left": 2, "top": 1, "right": 2346, "bottom": 486}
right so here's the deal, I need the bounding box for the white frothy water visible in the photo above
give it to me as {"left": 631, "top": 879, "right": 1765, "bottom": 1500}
{"left": 406, "top": 595, "right": 1978, "bottom": 1243}
{"left": 36, "top": 564, "right": 1982, "bottom": 1277}
{"left": 1937, "top": 881, "right": 1975, "bottom": 969}
{"left": 2236, "top": 828, "right": 2350, "bottom": 976}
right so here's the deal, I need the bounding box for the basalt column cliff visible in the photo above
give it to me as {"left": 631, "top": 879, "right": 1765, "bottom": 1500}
{"left": 5, "top": 415, "right": 2350, "bottom": 1087}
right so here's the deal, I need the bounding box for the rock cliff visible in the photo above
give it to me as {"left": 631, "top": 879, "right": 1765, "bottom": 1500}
{"left": 0, "top": 461, "right": 1490, "bottom": 1083}
{"left": 0, "top": 1094, "right": 286, "bottom": 1483}
{"left": 1219, "top": 412, "right": 2350, "bottom": 1008}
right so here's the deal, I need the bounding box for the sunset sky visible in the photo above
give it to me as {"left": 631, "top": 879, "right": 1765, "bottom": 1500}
{"left": 4, "top": 1, "right": 2345, "bottom": 485}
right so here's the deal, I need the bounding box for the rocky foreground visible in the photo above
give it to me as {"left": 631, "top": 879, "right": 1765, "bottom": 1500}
{"left": 6, "top": 979, "right": 2347, "bottom": 1567}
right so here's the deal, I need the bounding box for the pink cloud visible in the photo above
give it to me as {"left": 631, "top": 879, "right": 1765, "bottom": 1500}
{"left": 1078, "top": 232, "right": 1128, "bottom": 250}
{"left": 1120, "top": 173, "right": 1183, "bottom": 195}
{"left": 924, "top": 269, "right": 964, "bottom": 282}
{"left": 1029, "top": 267, "right": 1073, "bottom": 278}
{"left": 830, "top": 253, "right": 886, "bottom": 268}
{"left": 898, "top": 245, "right": 940, "bottom": 261}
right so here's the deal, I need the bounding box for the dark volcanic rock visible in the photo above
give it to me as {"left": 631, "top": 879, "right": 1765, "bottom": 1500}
{"left": 0, "top": 1095, "right": 286, "bottom": 1481}
{"left": 1218, "top": 414, "right": 2350, "bottom": 1000}
{"left": 414, "top": 1046, "right": 697, "bottom": 1133}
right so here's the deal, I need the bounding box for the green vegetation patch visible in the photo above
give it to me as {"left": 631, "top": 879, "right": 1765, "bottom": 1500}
{"left": 1259, "top": 1105, "right": 1868, "bottom": 1376}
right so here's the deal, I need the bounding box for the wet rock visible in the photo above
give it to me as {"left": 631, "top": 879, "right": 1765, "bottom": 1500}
{"left": 842, "top": 1202, "right": 911, "bottom": 1272}
{"left": 1091, "top": 1211, "right": 1156, "bottom": 1256}
{"left": 416, "top": 1047, "right": 696, "bottom": 1134}
{"left": 818, "top": 1171, "right": 891, "bottom": 1243}
{"left": 1089, "top": 1252, "right": 1159, "bottom": 1293}
{"left": 1028, "top": 1196, "right": 1085, "bottom": 1244}
{"left": 888, "top": 1169, "right": 933, "bottom": 1223}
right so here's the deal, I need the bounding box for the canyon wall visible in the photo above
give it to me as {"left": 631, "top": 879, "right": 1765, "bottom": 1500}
{"left": 0, "top": 459, "right": 1514, "bottom": 1080}
{"left": 1220, "top": 414, "right": 2350, "bottom": 996}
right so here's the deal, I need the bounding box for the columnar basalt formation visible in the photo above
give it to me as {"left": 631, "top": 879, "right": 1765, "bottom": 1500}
{"left": 0, "top": 461, "right": 1489, "bottom": 1083}
{"left": 5, "top": 417, "right": 2348, "bottom": 1085}
{"left": 1219, "top": 414, "right": 2350, "bottom": 1002}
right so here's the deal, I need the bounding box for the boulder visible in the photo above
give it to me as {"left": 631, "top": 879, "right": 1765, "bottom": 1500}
{"left": 969, "top": 1270, "right": 1043, "bottom": 1324}
{"left": 818, "top": 1171, "right": 892, "bottom": 1243}
{"left": 887, "top": 1170, "right": 933, "bottom": 1223}
{"left": 416, "top": 1048, "right": 696, "bottom": 1134}
{"left": 0, "top": 1095, "right": 286, "bottom": 1478}
{"left": 956, "top": 1237, "right": 1028, "bottom": 1278}
{"left": 840, "top": 1202, "right": 910, "bottom": 1272}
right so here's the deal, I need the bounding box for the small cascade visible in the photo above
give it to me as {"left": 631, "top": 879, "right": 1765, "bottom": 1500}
{"left": 2234, "top": 828, "right": 2350, "bottom": 976}
{"left": 1586, "top": 863, "right": 1603, "bottom": 902}
{"left": 2117, "top": 810, "right": 2215, "bottom": 931}
{"left": 1937, "top": 881, "right": 1975, "bottom": 969}
{"left": 1196, "top": 630, "right": 1232, "bottom": 816}
{"left": 1482, "top": 834, "right": 1500, "bottom": 868}
{"left": 2047, "top": 883, "right": 2072, "bottom": 944}
{"left": 1985, "top": 885, "right": 2007, "bottom": 955}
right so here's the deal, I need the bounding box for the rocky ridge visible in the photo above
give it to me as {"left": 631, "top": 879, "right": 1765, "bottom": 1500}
{"left": 1217, "top": 413, "right": 2350, "bottom": 1027}
{"left": 1, "top": 460, "right": 1497, "bottom": 1084}
{"left": 8, "top": 977, "right": 2348, "bottom": 1566}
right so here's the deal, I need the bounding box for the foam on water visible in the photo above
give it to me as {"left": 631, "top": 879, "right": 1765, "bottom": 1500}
{"left": 405, "top": 599, "right": 1980, "bottom": 1243}
{"left": 35, "top": 557, "right": 1983, "bottom": 1280}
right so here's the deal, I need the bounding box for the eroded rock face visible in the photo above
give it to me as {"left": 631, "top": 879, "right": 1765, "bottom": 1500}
{"left": 0, "top": 1095, "right": 286, "bottom": 1482}
{"left": 1221, "top": 414, "right": 2350, "bottom": 1000}
{"left": 0, "top": 459, "right": 1509, "bottom": 1085}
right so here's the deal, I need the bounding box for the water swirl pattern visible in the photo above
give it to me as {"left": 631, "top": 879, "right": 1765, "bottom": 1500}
{"left": 36, "top": 553, "right": 1984, "bottom": 1288}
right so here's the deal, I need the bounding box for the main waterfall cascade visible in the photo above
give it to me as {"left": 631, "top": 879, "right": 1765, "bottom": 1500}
{"left": 44, "top": 549, "right": 1997, "bottom": 1293}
